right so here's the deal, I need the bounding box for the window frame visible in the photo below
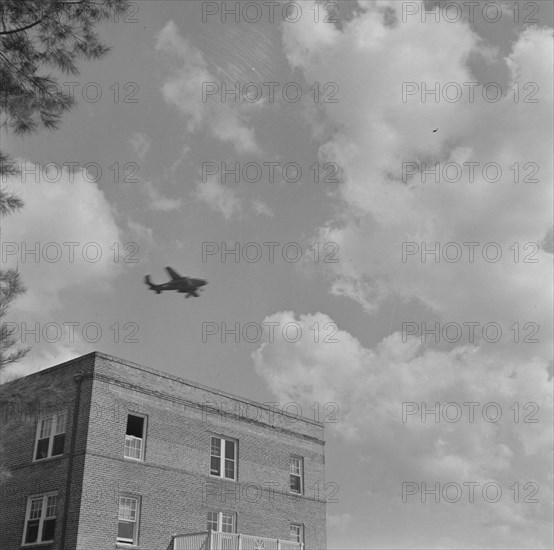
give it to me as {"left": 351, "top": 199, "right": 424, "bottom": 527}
{"left": 209, "top": 436, "right": 237, "bottom": 481}
{"left": 123, "top": 413, "right": 147, "bottom": 462}
{"left": 117, "top": 495, "right": 141, "bottom": 546}
{"left": 21, "top": 491, "right": 59, "bottom": 546}
{"left": 33, "top": 411, "right": 67, "bottom": 461}
{"left": 207, "top": 511, "right": 237, "bottom": 534}
{"left": 290, "top": 523, "right": 304, "bottom": 544}
{"left": 289, "top": 456, "right": 304, "bottom": 495}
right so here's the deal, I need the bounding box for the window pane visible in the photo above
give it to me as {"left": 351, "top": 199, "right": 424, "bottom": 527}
{"left": 290, "top": 457, "right": 302, "bottom": 493}
{"left": 225, "top": 441, "right": 235, "bottom": 459}
{"left": 210, "top": 437, "right": 221, "bottom": 457}
{"left": 40, "top": 417, "right": 52, "bottom": 439}
{"left": 210, "top": 456, "right": 221, "bottom": 476}
{"left": 118, "top": 497, "right": 137, "bottom": 521}
{"left": 29, "top": 498, "right": 43, "bottom": 520}
{"left": 55, "top": 412, "right": 67, "bottom": 434}
{"left": 224, "top": 459, "right": 235, "bottom": 479}
{"left": 124, "top": 435, "right": 142, "bottom": 460}
{"left": 290, "top": 525, "right": 302, "bottom": 542}
{"left": 118, "top": 521, "right": 134, "bottom": 542}
{"left": 35, "top": 438, "right": 49, "bottom": 460}
{"left": 117, "top": 497, "right": 138, "bottom": 543}
{"left": 221, "top": 522, "right": 233, "bottom": 534}
{"left": 221, "top": 513, "right": 234, "bottom": 533}
{"left": 45, "top": 495, "right": 58, "bottom": 517}
{"left": 207, "top": 512, "right": 218, "bottom": 531}
{"left": 25, "top": 520, "right": 39, "bottom": 544}
{"left": 41, "top": 518, "right": 56, "bottom": 541}
{"left": 290, "top": 458, "right": 301, "bottom": 475}
{"left": 52, "top": 434, "right": 65, "bottom": 456}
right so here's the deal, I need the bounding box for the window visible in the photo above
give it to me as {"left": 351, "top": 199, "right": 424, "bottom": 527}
{"left": 124, "top": 415, "right": 146, "bottom": 461}
{"left": 210, "top": 436, "right": 236, "bottom": 480}
{"left": 34, "top": 412, "right": 67, "bottom": 460}
{"left": 207, "top": 511, "right": 236, "bottom": 534}
{"left": 290, "top": 456, "right": 303, "bottom": 494}
{"left": 117, "top": 496, "right": 140, "bottom": 545}
{"left": 290, "top": 524, "right": 304, "bottom": 544}
{"left": 22, "top": 492, "right": 58, "bottom": 545}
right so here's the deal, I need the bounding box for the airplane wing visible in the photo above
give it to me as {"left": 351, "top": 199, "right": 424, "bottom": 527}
{"left": 165, "top": 266, "right": 182, "bottom": 280}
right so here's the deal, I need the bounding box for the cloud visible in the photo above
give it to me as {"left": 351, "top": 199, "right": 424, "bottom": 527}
{"left": 126, "top": 218, "right": 154, "bottom": 247}
{"left": 252, "top": 4, "right": 553, "bottom": 547}
{"left": 156, "top": 21, "right": 263, "bottom": 156}
{"left": 280, "top": 2, "right": 553, "bottom": 358}
{"left": 129, "top": 132, "right": 151, "bottom": 161}
{"left": 167, "top": 145, "right": 191, "bottom": 177}
{"left": 253, "top": 311, "right": 553, "bottom": 548}
{"left": 127, "top": 131, "right": 181, "bottom": 212}
{"left": 143, "top": 179, "right": 182, "bottom": 212}
{"left": 194, "top": 175, "right": 242, "bottom": 221}
{"left": 2, "top": 162, "right": 124, "bottom": 315}
{"left": 251, "top": 199, "right": 274, "bottom": 218}
{"left": 194, "top": 176, "right": 275, "bottom": 221}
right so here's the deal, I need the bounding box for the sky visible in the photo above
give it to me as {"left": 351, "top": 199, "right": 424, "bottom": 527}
{"left": 1, "top": 0, "right": 553, "bottom": 548}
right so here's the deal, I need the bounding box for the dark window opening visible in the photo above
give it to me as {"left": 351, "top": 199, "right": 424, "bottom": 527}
{"left": 210, "top": 456, "right": 221, "bottom": 476}
{"left": 52, "top": 434, "right": 65, "bottom": 456}
{"left": 290, "top": 475, "right": 301, "bottom": 493}
{"left": 225, "top": 441, "right": 235, "bottom": 459}
{"left": 42, "top": 518, "right": 56, "bottom": 541}
{"left": 35, "top": 439, "right": 49, "bottom": 460}
{"left": 118, "top": 521, "right": 134, "bottom": 541}
{"left": 25, "top": 521, "right": 39, "bottom": 544}
{"left": 126, "top": 415, "right": 144, "bottom": 438}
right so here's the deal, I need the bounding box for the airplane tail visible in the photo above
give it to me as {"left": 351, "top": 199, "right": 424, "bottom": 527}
{"left": 144, "top": 275, "right": 161, "bottom": 294}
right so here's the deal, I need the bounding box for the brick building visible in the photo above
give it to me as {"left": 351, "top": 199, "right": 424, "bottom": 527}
{"left": 0, "top": 352, "right": 327, "bottom": 550}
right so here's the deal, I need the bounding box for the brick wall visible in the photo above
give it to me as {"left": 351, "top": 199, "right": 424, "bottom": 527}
{"left": 0, "top": 352, "right": 327, "bottom": 550}
{"left": 0, "top": 353, "right": 95, "bottom": 550}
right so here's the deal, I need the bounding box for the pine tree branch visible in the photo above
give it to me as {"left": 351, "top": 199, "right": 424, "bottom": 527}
{"left": 0, "top": 15, "right": 45, "bottom": 35}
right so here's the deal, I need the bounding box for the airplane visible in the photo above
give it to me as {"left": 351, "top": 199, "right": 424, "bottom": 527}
{"left": 144, "top": 267, "right": 208, "bottom": 298}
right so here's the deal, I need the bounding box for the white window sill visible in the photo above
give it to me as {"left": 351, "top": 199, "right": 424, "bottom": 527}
{"left": 209, "top": 474, "right": 236, "bottom": 481}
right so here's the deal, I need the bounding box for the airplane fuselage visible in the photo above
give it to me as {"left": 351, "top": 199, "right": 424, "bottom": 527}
{"left": 158, "top": 278, "right": 206, "bottom": 291}
{"left": 145, "top": 269, "right": 207, "bottom": 298}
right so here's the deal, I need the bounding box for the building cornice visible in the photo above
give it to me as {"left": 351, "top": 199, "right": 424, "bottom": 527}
{"left": 88, "top": 371, "right": 325, "bottom": 445}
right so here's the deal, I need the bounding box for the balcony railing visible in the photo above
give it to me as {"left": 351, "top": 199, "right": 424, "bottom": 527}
{"left": 171, "top": 531, "right": 304, "bottom": 550}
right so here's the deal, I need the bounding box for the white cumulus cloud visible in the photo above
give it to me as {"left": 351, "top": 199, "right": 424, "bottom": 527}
{"left": 2, "top": 162, "right": 124, "bottom": 315}
{"left": 156, "top": 21, "right": 263, "bottom": 156}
